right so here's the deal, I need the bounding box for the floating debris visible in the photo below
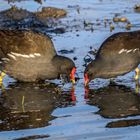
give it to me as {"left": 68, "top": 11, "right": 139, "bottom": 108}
{"left": 67, "top": 5, "right": 80, "bottom": 9}
{"left": 134, "top": 4, "right": 140, "bottom": 13}
{"left": 88, "top": 49, "right": 98, "bottom": 56}
{"left": 113, "top": 17, "right": 128, "bottom": 23}
{"left": 84, "top": 54, "right": 93, "bottom": 65}
{"left": 120, "top": 17, "right": 128, "bottom": 22}
{"left": 76, "top": 7, "right": 80, "bottom": 14}
{"left": 113, "top": 17, "right": 120, "bottom": 22}
{"left": 84, "top": 20, "right": 93, "bottom": 27}
{"left": 104, "top": 18, "right": 108, "bottom": 28}
{"left": 73, "top": 57, "right": 78, "bottom": 61}
{"left": 58, "top": 49, "right": 75, "bottom": 54}
{"left": 125, "top": 22, "right": 132, "bottom": 30}
{"left": 110, "top": 23, "right": 115, "bottom": 32}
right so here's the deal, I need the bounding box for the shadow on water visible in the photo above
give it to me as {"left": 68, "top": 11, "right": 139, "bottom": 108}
{"left": 86, "top": 82, "right": 140, "bottom": 128}
{"left": 0, "top": 82, "right": 75, "bottom": 132}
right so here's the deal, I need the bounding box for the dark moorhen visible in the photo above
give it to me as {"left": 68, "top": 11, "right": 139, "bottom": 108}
{"left": 84, "top": 30, "right": 140, "bottom": 86}
{"left": 0, "top": 29, "right": 76, "bottom": 83}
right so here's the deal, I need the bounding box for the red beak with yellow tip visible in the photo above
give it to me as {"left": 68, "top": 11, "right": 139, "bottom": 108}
{"left": 84, "top": 73, "right": 89, "bottom": 86}
{"left": 70, "top": 67, "right": 76, "bottom": 84}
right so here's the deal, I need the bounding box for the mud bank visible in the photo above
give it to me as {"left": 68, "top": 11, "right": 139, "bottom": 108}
{"left": 0, "top": 5, "right": 67, "bottom": 30}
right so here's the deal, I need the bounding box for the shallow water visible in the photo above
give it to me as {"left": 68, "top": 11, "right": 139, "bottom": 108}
{"left": 1, "top": 0, "right": 140, "bottom": 140}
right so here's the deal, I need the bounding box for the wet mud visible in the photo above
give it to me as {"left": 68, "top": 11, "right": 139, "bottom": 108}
{"left": 106, "top": 119, "right": 140, "bottom": 128}
{"left": 0, "top": 5, "right": 67, "bottom": 30}
{"left": 5, "top": 0, "right": 44, "bottom": 4}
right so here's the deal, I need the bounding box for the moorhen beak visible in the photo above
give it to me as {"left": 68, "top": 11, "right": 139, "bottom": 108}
{"left": 70, "top": 67, "right": 76, "bottom": 84}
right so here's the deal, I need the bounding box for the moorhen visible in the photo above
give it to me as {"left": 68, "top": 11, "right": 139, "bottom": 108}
{"left": 84, "top": 30, "right": 140, "bottom": 86}
{"left": 0, "top": 29, "right": 76, "bottom": 83}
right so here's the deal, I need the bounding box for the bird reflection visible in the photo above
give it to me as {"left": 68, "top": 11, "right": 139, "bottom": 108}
{"left": 71, "top": 86, "right": 76, "bottom": 102}
{"left": 85, "top": 82, "right": 140, "bottom": 119}
{"left": 84, "top": 85, "right": 89, "bottom": 99}
{"left": 0, "top": 82, "right": 77, "bottom": 131}
{"left": 84, "top": 80, "right": 140, "bottom": 99}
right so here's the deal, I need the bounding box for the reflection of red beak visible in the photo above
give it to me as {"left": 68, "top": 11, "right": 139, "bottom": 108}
{"left": 70, "top": 67, "right": 76, "bottom": 84}
{"left": 84, "top": 73, "right": 89, "bottom": 86}
{"left": 84, "top": 86, "right": 89, "bottom": 99}
{"left": 71, "top": 87, "right": 76, "bottom": 101}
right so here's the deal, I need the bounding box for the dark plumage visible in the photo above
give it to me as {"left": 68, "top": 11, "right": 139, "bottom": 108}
{"left": 0, "top": 29, "right": 75, "bottom": 82}
{"left": 84, "top": 30, "right": 140, "bottom": 84}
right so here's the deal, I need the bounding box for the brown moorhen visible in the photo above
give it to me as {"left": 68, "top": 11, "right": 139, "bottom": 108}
{"left": 84, "top": 30, "right": 140, "bottom": 86}
{"left": 0, "top": 29, "right": 76, "bottom": 83}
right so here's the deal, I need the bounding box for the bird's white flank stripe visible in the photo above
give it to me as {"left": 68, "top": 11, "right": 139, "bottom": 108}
{"left": 1, "top": 58, "right": 10, "bottom": 61}
{"left": 118, "top": 48, "right": 139, "bottom": 54}
{"left": 10, "top": 52, "right": 41, "bottom": 58}
{"left": 126, "top": 49, "right": 132, "bottom": 53}
{"left": 29, "top": 54, "right": 35, "bottom": 58}
{"left": 7, "top": 54, "right": 17, "bottom": 60}
{"left": 118, "top": 49, "right": 126, "bottom": 54}
{"left": 34, "top": 53, "right": 41, "bottom": 56}
{"left": 11, "top": 52, "right": 30, "bottom": 58}
{"left": 133, "top": 48, "right": 139, "bottom": 52}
